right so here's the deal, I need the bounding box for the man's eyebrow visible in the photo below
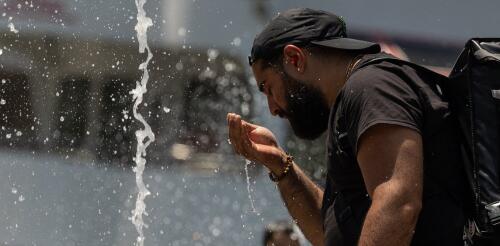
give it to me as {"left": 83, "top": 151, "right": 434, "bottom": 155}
{"left": 258, "top": 80, "right": 265, "bottom": 92}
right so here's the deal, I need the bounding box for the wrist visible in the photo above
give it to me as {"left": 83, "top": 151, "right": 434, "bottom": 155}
{"left": 268, "top": 153, "right": 294, "bottom": 182}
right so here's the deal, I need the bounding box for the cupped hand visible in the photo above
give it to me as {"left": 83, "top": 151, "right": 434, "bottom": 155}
{"left": 227, "top": 113, "right": 286, "bottom": 174}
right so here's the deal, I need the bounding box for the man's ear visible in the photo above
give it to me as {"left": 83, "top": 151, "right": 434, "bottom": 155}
{"left": 283, "top": 44, "right": 306, "bottom": 73}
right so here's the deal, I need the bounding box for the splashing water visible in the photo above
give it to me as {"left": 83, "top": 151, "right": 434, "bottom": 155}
{"left": 8, "top": 22, "right": 18, "bottom": 34}
{"left": 244, "top": 160, "right": 257, "bottom": 213}
{"left": 130, "top": 0, "right": 154, "bottom": 245}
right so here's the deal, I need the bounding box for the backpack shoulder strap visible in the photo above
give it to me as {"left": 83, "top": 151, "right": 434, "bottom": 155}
{"left": 354, "top": 54, "right": 447, "bottom": 80}
{"left": 352, "top": 54, "right": 450, "bottom": 94}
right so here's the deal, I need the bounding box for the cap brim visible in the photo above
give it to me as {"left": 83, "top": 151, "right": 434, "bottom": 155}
{"left": 311, "top": 38, "right": 380, "bottom": 53}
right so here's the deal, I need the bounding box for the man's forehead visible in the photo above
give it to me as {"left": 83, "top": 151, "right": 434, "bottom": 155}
{"left": 251, "top": 62, "right": 271, "bottom": 92}
{"left": 251, "top": 62, "right": 266, "bottom": 80}
{"left": 251, "top": 60, "right": 265, "bottom": 71}
{"left": 252, "top": 60, "right": 278, "bottom": 76}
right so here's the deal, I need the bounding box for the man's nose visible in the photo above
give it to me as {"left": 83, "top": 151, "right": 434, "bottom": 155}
{"left": 267, "top": 96, "right": 281, "bottom": 117}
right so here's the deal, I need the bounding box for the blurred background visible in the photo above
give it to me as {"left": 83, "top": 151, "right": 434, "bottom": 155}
{"left": 0, "top": 0, "right": 499, "bottom": 245}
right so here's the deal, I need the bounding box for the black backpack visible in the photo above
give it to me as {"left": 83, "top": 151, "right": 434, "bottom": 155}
{"left": 447, "top": 38, "right": 500, "bottom": 244}
{"left": 358, "top": 38, "right": 500, "bottom": 245}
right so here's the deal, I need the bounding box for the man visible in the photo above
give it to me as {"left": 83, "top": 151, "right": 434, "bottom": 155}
{"left": 227, "top": 8, "right": 467, "bottom": 246}
{"left": 263, "top": 220, "right": 302, "bottom": 246}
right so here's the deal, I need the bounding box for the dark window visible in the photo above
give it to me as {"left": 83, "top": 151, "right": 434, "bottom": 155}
{"left": 53, "top": 77, "right": 90, "bottom": 149}
{"left": 180, "top": 75, "right": 252, "bottom": 154}
{"left": 181, "top": 78, "right": 221, "bottom": 153}
{"left": 98, "top": 78, "right": 135, "bottom": 166}
{"left": 0, "top": 73, "right": 35, "bottom": 148}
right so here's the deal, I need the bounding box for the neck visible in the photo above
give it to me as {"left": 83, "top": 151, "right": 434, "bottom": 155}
{"left": 313, "top": 52, "right": 360, "bottom": 108}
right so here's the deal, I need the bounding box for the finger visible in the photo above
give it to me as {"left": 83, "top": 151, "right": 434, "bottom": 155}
{"left": 227, "top": 113, "right": 235, "bottom": 127}
{"left": 234, "top": 114, "right": 247, "bottom": 156}
{"left": 240, "top": 121, "right": 256, "bottom": 158}
{"left": 228, "top": 114, "right": 241, "bottom": 154}
{"left": 233, "top": 114, "right": 245, "bottom": 155}
{"left": 227, "top": 113, "right": 234, "bottom": 143}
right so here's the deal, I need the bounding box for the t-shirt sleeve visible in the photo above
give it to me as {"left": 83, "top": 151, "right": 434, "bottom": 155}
{"left": 342, "top": 64, "right": 423, "bottom": 155}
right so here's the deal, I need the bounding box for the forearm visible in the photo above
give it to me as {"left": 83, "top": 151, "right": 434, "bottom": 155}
{"left": 358, "top": 196, "right": 421, "bottom": 246}
{"left": 276, "top": 163, "right": 325, "bottom": 246}
{"left": 225, "top": 115, "right": 325, "bottom": 244}
{"left": 355, "top": 125, "right": 423, "bottom": 246}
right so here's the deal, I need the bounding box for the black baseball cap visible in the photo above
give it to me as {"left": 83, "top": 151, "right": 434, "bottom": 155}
{"left": 249, "top": 8, "right": 380, "bottom": 66}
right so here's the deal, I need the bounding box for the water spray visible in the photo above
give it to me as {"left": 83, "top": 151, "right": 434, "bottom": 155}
{"left": 130, "top": 0, "right": 154, "bottom": 245}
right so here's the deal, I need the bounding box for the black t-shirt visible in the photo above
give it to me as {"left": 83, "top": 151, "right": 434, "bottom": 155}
{"left": 322, "top": 53, "right": 468, "bottom": 246}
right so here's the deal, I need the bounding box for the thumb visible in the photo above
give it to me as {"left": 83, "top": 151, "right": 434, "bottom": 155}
{"left": 242, "top": 122, "right": 254, "bottom": 141}
{"left": 242, "top": 120, "right": 258, "bottom": 132}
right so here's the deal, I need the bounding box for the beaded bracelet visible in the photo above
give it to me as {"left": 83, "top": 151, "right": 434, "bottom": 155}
{"left": 268, "top": 153, "right": 294, "bottom": 182}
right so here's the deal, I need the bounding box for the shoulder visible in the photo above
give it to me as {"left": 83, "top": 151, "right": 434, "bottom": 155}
{"left": 346, "top": 60, "right": 409, "bottom": 90}
{"left": 342, "top": 59, "right": 429, "bottom": 105}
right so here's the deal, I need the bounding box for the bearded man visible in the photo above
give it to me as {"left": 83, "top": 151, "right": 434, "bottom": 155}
{"left": 227, "top": 8, "right": 467, "bottom": 246}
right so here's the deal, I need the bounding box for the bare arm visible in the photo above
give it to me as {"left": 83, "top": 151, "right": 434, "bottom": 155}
{"left": 276, "top": 163, "right": 325, "bottom": 246}
{"left": 356, "top": 124, "right": 423, "bottom": 246}
{"left": 227, "top": 113, "right": 325, "bottom": 246}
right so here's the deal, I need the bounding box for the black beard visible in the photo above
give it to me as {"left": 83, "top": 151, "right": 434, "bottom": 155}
{"left": 281, "top": 70, "right": 330, "bottom": 140}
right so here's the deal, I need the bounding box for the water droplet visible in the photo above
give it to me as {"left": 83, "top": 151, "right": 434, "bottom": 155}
{"left": 11, "top": 187, "right": 17, "bottom": 194}
{"left": 232, "top": 37, "right": 241, "bottom": 47}
{"left": 244, "top": 159, "right": 257, "bottom": 213}
{"left": 175, "top": 62, "right": 183, "bottom": 71}
{"left": 224, "top": 62, "right": 236, "bottom": 72}
{"left": 60, "top": 116, "right": 64, "bottom": 122}
{"left": 207, "top": 49, "right": 219, "bottom": 60}
{"left": 8, "top": 22, "right": 19, "bottom": 34}
{"left": 177, "top": 27, "right": 186, "bottom": 37}
{"left": 0, "top": 99, "right": 5, "bottom": 105}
